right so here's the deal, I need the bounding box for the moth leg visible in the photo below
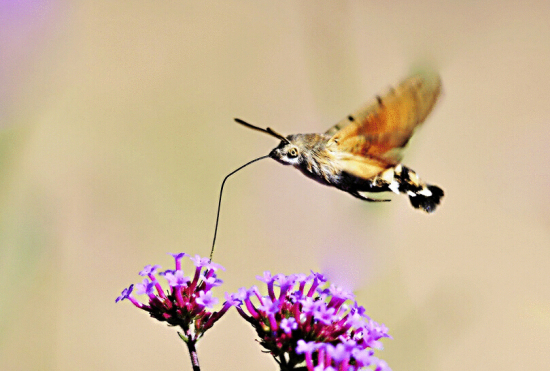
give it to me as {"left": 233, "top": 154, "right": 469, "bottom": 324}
{"left": 349, "top": 191, "right": 391, "bottom": 203}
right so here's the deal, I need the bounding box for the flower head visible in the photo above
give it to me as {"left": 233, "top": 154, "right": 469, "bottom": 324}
{"left": 116, "top": 253, "right": 232, "bottom": 343}
{"left": 232, "top": 271, "right": 391, "bottom": 370}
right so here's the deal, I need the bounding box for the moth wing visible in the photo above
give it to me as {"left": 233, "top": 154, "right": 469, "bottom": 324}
{"left": 325, "top": 72, "right": 442, "bottom": 164}
{"left": 331, "top": 151, "right": 391, "bottom": 180}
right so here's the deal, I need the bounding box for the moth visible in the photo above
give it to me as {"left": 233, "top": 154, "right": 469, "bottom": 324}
{"left": 236, "top": 72, "right": 444, "bottom": 213}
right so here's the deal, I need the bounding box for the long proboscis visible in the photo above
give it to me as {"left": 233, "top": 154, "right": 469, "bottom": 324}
{"left": 209, "top": 154, "right": 270, "bottom": 262}
{"left": 234, "top": 118, "right": 290, "bottom": 144}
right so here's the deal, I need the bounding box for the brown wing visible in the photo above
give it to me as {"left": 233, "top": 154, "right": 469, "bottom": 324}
{"left": 336, "top": 152, "right": 389, "bottom": 180}
{"left": 326, "top": 71, "right": 442, "bottom": 165}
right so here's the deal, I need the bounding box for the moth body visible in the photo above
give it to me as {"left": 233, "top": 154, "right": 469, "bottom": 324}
{"left": 237, "top": 71, "right": 445, "bottom": 213}
{"left": 269, "top": 134, "right": 443, "bottom": 213}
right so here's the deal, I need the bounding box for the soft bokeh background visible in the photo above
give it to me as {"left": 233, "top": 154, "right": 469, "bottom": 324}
{"left": 1, "top": 1, "right": 549, "bottom": 370}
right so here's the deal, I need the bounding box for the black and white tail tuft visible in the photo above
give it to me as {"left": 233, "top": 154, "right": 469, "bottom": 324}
{"left": 392, "top": 165, "right": 444, "bottom": 213}
{"left": 408, "top": 184, "right": 444, "bottom": 213}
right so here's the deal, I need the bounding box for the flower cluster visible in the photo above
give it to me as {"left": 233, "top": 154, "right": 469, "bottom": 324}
{"left": 116, "top": 253, "right": 230, "bottom": 344}
{"left": 231, "top": 271, "right": 391, "bottom": 371}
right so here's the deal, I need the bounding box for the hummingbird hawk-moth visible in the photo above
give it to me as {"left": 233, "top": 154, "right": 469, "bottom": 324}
{"left": 209, "top": 72, "right": 444, "bottom": 260}
{"left": 236, "top": 72, "right": 444, "bottom": 213}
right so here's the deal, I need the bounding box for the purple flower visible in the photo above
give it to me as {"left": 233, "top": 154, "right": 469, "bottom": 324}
{"left": 164, "top": 270, "right": 191, "bottom": 287}
{"left": 296, "top": 339, "right": 318, "bottom": 354}
{"left": 275, "top": 274, "right": 297, "bottom": 298}
{"left": 135, "top": 279, "right": 156, "bottom": 299}
{"left": 168, "top": 252, "right": 189, "bottom": 271}
{"left": 326, "top": 343, "right": 349, "bottom": 364}
{"left": 196, "top": 290, "right": 218, "bottom": 309}
{"left": 190, "top": 254, "right": 210, "bottom": 268}
{"left": 280, "top": 317, "right": 298, "bottom": 334}
{"left": 231, "top": 271, "right": 391, "bottom": 371}
{"left": 116, "top": 285, "right": 133, "bottom": 303}
{"left": 200, "top": 274, "right": 223, "bottom": 291}
{"left": 224, "top": 292, "right": 242, "bottom": 306}
{"left": 116, "top": 252, "right": 229, "bottom": 344}
{"left": 204, "top": 261, "right": 225, "bottom": 271}
{"left": 312, "top": 305, "right": 337, "bottom": 325}
{"left": 139, "top": 264, "right": 161, "bottom": 276}
{"left": 257, "top": 297, "right": 280, "bottom": 314}
{"left": 115, "top": 284, "right": 146, "bottom": 308}
{"left": 256, "top": 271, "right": 273, "bottom": 283}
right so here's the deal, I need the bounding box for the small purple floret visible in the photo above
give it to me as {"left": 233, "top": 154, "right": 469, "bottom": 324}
{"left": 196, "top": 290, "right": 218, "bottom": 309}
{"left": 139, "top": 264, "right": 161, "bottom": 276}
{"left": 280, "top": 317, "right": 298, "bottom": 333}
{"left": 258, "top": 297, "right": 280, "bottom": 315}
{"left": 169, "top": 252, "right": 189, "bottom": 260}
{"left": 256, "top": 271, "right": 273, "bottom": 283}
{"left": 296, "top": 340, "right": 318, "bottom": 354}
{"left": 312, "top": 305, "right": 336, "bottom": 325}
{"left": 164, "top": 270, "right": 191, "bottom": 287}
{"left": 135, "top": 279, "right": 155, "bottom": 295}
{"left": 115, "top": 284, "right": 133, "bottom": 303}
{"left": 190, "top": 254, "right": 209, "bottom": 268}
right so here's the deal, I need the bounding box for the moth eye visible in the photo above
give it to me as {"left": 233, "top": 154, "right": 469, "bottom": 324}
{"left": 287, "top": 147, "right": 299, "bottom": 158}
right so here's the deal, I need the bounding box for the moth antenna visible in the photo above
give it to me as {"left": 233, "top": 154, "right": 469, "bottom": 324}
{"left": 209, "top": 154, "right": 270, "bottom": 262}
{"left": 235, "top": 118, "right": 290, "bottom": 144}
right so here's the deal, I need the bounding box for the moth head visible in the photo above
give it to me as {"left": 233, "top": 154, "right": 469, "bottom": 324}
{"left": 268, "top": 138, "right": 302, "bottom": 166}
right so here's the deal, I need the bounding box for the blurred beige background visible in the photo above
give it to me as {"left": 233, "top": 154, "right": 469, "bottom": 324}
{"left": 1, "top": 1, "right": 549, "bottom": 370}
